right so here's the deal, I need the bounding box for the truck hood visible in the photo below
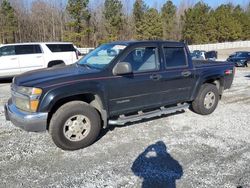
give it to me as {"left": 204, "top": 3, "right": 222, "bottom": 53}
{"left": 14, "top": 64, "right": 100, "bottom": 88}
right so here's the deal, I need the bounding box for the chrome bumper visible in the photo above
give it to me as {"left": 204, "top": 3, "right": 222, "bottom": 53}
{"left": 4, "top": 99, "right": 48, "bottom": 132}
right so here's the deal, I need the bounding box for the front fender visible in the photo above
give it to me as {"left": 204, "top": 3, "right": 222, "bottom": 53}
{"left": 38, "top": 82, "right": 107, "bottom": 113}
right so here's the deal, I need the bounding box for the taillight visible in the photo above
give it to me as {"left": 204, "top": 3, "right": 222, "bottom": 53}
{"left": 225, "top": 69, "right": 233, "bottom": 75}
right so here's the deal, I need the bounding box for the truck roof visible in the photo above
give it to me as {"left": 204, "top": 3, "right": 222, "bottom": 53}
{"left": 108, "top": 40, "right": 185, "bottom": 46}
{"left": 1, "top": 42, "right": 73, "bottom": 46}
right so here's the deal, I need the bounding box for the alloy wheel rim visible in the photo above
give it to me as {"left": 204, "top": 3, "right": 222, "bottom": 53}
{"left": 63, "top": 115, "right": 91, "bottom": 142}
{"left": 204, "top": 91, "right": 216, "bottom": 109}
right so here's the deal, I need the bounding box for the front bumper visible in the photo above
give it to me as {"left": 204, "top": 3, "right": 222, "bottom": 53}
{"left": 4, "top": 99, "right": 48, "bottom": 132}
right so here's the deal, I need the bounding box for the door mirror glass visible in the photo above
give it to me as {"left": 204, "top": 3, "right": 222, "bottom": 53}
{"left": 113, "top": 62, "right": 132, "bottom": 75}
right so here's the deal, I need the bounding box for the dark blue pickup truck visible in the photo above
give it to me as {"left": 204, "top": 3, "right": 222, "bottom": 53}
{"left": 5, "top": 41, "right": 235, "bottom": 150}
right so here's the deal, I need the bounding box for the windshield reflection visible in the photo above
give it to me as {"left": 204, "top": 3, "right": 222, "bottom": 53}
{"left": 77, "top": 44, "right": 127, "bottom": 70}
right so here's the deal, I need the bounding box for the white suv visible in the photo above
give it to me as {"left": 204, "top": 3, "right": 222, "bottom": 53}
{"left": 0, "top": 42, "right": 78, "bottom": 78}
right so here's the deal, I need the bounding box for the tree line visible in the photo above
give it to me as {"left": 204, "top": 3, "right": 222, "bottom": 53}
{"left": 0, "top": 0, "right": 249, "bottom": 47}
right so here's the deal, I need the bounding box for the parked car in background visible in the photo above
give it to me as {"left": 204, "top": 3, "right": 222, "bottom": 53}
{"left": 205, "top": 50, "right": 218, "bottom": 60}
{"left": 0, "top": 42, "right": 78, "bottom": 78}
{"left": 227, "top": 51, "right": 250, "bottom": 67}
{"left": 77, "top": 47, "right": 95, "bottom": 56}
{"left": 191, "top": 50, "right": 206, "bottom": 60}
{"left": 191, "top": 50, "right": 218, "bottom": 61}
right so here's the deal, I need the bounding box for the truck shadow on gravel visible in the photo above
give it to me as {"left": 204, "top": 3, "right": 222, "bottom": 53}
{"left": 131, "top": 141, "right": 183, "bottom": 188}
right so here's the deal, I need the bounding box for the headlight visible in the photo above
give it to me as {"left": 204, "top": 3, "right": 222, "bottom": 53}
{"left": 13, "top": 86, "right": 43, "bottom": 112}
{"left": 16, "top": 86, "right": 42, "bottom": 96}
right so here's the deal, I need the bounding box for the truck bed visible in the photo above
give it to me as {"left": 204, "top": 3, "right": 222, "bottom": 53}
{"left": 193, "top": 60, "right": 232, "bottom": 68}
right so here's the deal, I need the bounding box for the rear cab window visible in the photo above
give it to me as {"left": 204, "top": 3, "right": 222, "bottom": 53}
{"left": 163, "top": 46, "right": 188, "bottom": 69}
{"left": 46, "top": 44, "right": 75, "bottom": 52}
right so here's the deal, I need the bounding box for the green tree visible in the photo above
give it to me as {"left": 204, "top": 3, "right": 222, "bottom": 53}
{"left": 161, "top": 1, "right": 177, "bottom": 40}
{"left": 181, "top": 2, "right": 212, "bottom": 44}
{"left": 0, "top": 0, "right": 17, "bottom": 43}
{"left": 246, "top": 3, "right": 250, "bottom": 39}
{"left": 141, "top": 8, "right": 163, "bottom": 40}
{"left": 232, "top": 5, "right": 250, "bottom": 40}
{"left": 133, "top": 0, "right": 148, "bottom": 39}
{"left": 213, "top": 4, "right": 242, "bottom": 42}
{"left": 65, "top": 0, "right": 91, "bottom": 47}
{"left": 103, "top": 0, "right": 124, "bottom": 42}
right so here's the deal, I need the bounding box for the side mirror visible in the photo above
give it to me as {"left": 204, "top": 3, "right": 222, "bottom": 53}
{"left": 113, "top": 62, "right": 132, "bottom": 75}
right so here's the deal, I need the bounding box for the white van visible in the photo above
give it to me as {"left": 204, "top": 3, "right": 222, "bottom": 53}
{"left": 0, "top": 42, "right": 78, "bottom": 78}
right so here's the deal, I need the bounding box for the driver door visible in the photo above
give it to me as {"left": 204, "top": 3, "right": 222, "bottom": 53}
{"left": 108, "top": 44, "right": 163, "bottom": 116}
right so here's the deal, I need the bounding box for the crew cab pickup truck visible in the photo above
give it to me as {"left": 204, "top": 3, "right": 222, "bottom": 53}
{"left": 0, "top": 42, "right": 78, "bottom": 78}
{"left": 5, "top": 41, "right": 235, "bottom": 150}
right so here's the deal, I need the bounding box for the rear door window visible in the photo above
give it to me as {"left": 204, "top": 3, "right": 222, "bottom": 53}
{"left": 163, "top": 47, "right": 187, "bottom": 68}
{"left": 0, "top": 46, "right": 16, "bottom": 56}
{"left": 46, "top": 44, "right": 75, "bottom": 52}
{"left": 15, "top": 45, "right": 42, "bottom": 55}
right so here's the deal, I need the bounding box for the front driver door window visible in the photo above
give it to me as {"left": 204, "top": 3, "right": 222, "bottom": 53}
{"left": 122, "top": 47, "right": 159, "bottom": 73}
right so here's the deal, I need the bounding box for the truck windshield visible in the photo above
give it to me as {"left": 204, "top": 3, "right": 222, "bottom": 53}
{"left": 77, "top": 44, "right": 127, "bottom": 69}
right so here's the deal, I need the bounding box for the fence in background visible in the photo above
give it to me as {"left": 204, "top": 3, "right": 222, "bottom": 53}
{"left": 78, "top": 47, "right": 94, "bottom": 55}
{"left": 188, "top": 41, "right": 250, "bottom": 51}
{"left": 78, "top": 41, "right": 250, "bottom": 53}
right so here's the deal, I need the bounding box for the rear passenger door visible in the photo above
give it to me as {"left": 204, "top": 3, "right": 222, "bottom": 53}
{"left": 160, "top": 44, "right": 196, "bottom": 105}
{"left": 17, "top": 45, "right": 44, "bottom": 73}
{"left": 0, "top": 45, "right": 20, "bottom": 77}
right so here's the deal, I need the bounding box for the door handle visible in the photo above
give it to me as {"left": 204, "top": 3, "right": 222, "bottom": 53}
{"left": 36, "top": 56, "right": 42, "bottom": 58}
{"left": 150, "top": 74, "right": 162, "bottom": 81}
{"left": 181, "top": 71, "right": 191, "bottom": 77}
{"left": 10, "top": 58, "right": 17, "bottom": 60}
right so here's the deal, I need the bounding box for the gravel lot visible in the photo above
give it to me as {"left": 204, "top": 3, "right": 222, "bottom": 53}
{"left": 0, "top": 68, "right": 250, "bottom": 188}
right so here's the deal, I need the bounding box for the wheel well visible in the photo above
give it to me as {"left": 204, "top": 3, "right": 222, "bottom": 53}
{"left": 47, "top": 94, "right": 105, "bottom": 130}
{"left": 48, "top": 60, "right": 65, "bottom": 67}
{"left": 204, "top": 78, "right": 224, "bottom": 95}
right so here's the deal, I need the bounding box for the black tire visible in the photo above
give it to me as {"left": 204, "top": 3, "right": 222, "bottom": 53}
{"left": 49, "top": 101, "right": 101, "bottom": 150}
{"left": 191, "top": 83, "right": 219, "bottom": 115}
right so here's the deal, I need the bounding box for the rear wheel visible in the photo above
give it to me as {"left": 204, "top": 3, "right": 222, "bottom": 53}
{"left": 191, "top": 83, "right": 219, "bottom": 115}
{"left": 49, "top": 101, "right": 101, "bottom": 150}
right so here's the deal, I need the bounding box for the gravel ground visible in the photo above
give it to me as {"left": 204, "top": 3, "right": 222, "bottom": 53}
{"left": 0, "top": 68, "right": 250, "bottom": 188}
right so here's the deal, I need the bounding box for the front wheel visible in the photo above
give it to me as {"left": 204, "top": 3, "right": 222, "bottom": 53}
{"left": 191, "top": 83, "right": 219, "bottom": 115}
{"left": 49, "top": 101, "right": 101, "bottom": 150}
